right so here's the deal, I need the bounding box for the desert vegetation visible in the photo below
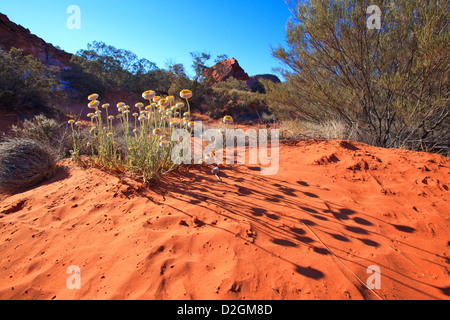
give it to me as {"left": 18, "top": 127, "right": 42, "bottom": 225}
{"left": 0, "top": 138, "right": 58, "bottom": 193}
{"left": 266, "top": 0, "right": 449, "bottom": 155}
{"left": 0, "top": 48, "right": 65, "bottom": 116}
{"left": 0, "top": 0, "right": 448, "bottom": 193}
{"left": 66, "top": 90, "right": 214, "bottom": 183}
{"left": 0, "top": 2, "right": 449, "bottom": 303}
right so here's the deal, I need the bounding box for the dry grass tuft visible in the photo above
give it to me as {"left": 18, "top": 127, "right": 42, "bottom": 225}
{"left": 0, "top": 138, "right": 58, "bottom": 194}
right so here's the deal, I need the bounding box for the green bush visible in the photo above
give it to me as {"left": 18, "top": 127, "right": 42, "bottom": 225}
{"left": 272, "top": 0, "right": 449, "bottom": 153}
{"left": 214, "top": 77, "right": 249, "bottom": 91}
{"left": 61, "top": 64, "right": 107, "bottom": 97}
{"left": 206, "top": 86, "right": 268, "bottom": 119}
{"left": 0, "top": 48, "right": 64, "bottom": 115}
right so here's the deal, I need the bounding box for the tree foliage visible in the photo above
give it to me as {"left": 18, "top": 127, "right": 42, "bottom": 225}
{"left": 0, "top": 48, "right": 64, "bottom": 115}
{"left": 63, "top": 41, "right": 162, "bottom": 96}
{"left": 272, "top": 0, "right": 449, "bottom": 152}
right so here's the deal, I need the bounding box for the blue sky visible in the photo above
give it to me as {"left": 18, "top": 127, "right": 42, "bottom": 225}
{"left": 0, "top": 0, "right": 292, "bottom": 78}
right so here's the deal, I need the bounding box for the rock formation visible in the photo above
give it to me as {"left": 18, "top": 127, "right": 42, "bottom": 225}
{"left": 0, "top": 13, "right": 72, "bottom": 69}
{"left": 203, "top": 58, "right": 250, "bottom": 83}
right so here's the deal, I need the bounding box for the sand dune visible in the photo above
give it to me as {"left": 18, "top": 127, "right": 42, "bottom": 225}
{"left": 0, "top": 139, "right": 449, "bottom": 300}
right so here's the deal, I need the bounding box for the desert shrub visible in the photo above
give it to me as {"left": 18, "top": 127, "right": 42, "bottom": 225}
{"left": 0, "top": 138, "right": 58, "bottom": 193}
{"left": 64, "top": 41, "right": 162, "bottom": 97}
{"left": 0, "top": 48, "right": 65, "bottom": 115}
{"left": 206, "top": 87, "right": 268, "bottom": 119}
{"left": 11, "top": 114, "right": 61, "bottom": 145}
{"left": 9, "top": 114, "right": 83, "bottom": 158}
{"left": 130, "top": 69, "right": 173, "bottom": 96}
{"left": 214, "top": 77, "right": 249, "bottom": 91}
{"left": 61, "top": 64, "right": 107, "bottom": 97}
{"left": 272, "top": 0, "right": 449, "bottom": 153}
{"left": 168, "top": 76, "right": 206, "bottom": 109}
{"left": 250, "top": 80, "right": 266, "bottom": 94}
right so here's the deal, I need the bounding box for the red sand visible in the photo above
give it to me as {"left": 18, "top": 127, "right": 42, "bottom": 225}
{"left": 0, "top": 139, "right": 449, "bottom": 300}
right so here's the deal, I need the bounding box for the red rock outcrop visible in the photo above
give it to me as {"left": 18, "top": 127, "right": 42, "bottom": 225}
{"left": 203, "top": 58, "right": 250, "bottom": 83}
{"left": 0, "top": 13, "right": 72, "bottom": 68}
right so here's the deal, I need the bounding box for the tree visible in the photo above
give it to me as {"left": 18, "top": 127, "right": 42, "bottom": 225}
{"left": 215, "top": 54, "right": 229, "bottom": 63}
{"left": 167, "top": 52, "right": 212, "bottom": 108}
{"left": 67, "top": 41, "right": 158, "bottom": 94}
{"left": 0, "top": 48, "right": 64, "bottom": 115}
{"left": 273, "top": 0, "right": 449, "bottom": 151}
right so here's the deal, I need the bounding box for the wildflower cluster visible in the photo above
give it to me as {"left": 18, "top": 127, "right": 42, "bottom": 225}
{"left": 68, "top": 89, "right": 200, "bottom": 182}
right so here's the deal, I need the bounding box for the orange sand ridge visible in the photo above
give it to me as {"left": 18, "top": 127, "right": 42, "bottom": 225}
{"left": 0, "top": 139, "right": 449, "bottom": 300}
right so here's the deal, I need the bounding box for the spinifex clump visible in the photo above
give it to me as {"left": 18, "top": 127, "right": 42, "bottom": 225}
{"left": 0, "top": 138, "right": 58, "bottom": 193}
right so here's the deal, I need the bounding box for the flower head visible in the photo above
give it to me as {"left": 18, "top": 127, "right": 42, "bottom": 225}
{"left": 88, "top": 93, "right": 99, "bottom": 101}
{"left": 159, "top": 140, "right": 168, "bottom": 147}
{"left": 68, "top": 119, "right": 75, "bottom": 125}
{"left": 153, "top": 96, "right": 161, "bottom": 103}
{"left": 75, "top": 121, "right": 82, "bottom": 126}
{"left": 132, "top": 112, "right": 139, "bottom": 117}
{"left": 175, "top": 102, "right": 185, "bottom": 109}
{"left": 135, "top": 102, "right": 144, "bottom": 109}
{"left": 153, "top": 128, "right": 163, "bottom": 136}
{"left": 159, "top": 98, "right": 169, "bottom": 108}
{"left": 117, "top": 102, "right": 126, "bottom": 109}
{"left": 188, "top": 121, "right": 195, "bottom": 128}
{"left": 87, "top": 113, "right": 95, "bottom": 118}
{"left": 88, "top": 100, "right": 100, "bottom": 109}
{"left": 223, "top": 115, "right": 233, "bottom": 124}
{"left": 142, "top": 90, "right": 155, "bottom": 100}
{"left": 166, "top": 95, "right": 175, "bottom": 102}
{"left": 108, "top": 115, "right": 115, "bottom": 120}
{"left": 102, "top": 103, "right": 110, "bottom": 109}
{"left": 180, "top": 89, "right": 192, "bottom": 99}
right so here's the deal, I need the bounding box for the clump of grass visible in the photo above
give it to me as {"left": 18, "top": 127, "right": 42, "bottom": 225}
{"left": 68, "top": 90, "right": 198, "bottom": 183}
{"left": 10, "top": 114, "right": 87, "bottom": 158}
{"left": 0, "top": 138, "right": 58, "bottom": 194}
{"left": 279, "top": 119, "right": 359, "bottom": 141}
{"left": 11, "top": 114, "right": 60, "bottom": 146}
